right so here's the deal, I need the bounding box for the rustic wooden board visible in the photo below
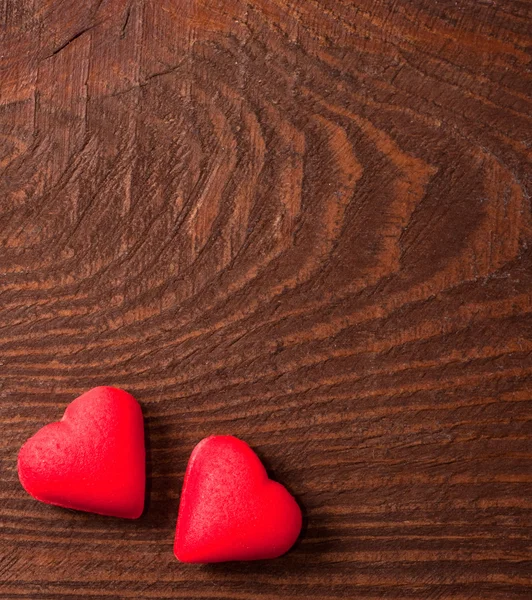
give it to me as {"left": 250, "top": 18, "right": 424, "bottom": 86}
{"left": 1, "top": 0, "right": 531, "bottom": 598}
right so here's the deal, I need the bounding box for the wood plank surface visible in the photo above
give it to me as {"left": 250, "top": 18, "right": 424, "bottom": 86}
{"left": 1, "top": 0, "right": 532, "bottom": 598}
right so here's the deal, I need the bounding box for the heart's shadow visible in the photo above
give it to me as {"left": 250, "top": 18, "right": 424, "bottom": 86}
{"left": 138, "top": 411, "right": 183, "bottom": 533}
{"left": 142, "top": 412, "right": 155, "bottom": 518}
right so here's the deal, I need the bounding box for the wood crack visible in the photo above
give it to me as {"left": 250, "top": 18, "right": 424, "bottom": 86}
{"left": 45, "top": 25, "right": 97, "bottom": 59}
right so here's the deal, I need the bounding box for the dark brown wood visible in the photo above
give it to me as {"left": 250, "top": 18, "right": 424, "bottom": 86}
{"left": 1, "top": 0, "right": 532, "bottom": 598}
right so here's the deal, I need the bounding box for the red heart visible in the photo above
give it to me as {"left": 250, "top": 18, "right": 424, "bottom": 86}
{"left": 18, "top": 386, "right": 145, "bottom": 519}
{"left": 174, "top": 435, "right": 302, "bottom": 562}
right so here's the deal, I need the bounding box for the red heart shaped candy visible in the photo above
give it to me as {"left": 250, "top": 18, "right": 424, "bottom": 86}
{"left": 18, "top": 386, "right": 145, "bottom": 519}
{"left": 174, "top": 435, "right": 302, "bottom": 562}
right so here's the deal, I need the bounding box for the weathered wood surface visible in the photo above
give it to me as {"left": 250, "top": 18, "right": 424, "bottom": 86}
{"left": 1, "top": 0, "right": 531, "bottom": 598}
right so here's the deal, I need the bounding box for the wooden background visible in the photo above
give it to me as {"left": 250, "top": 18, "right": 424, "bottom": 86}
{"left": 1, "top": 0, "right": 532, "bottom": 598}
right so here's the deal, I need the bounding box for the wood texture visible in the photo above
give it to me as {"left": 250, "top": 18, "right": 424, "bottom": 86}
{"left": 1, "top": 0, "right": 532, "bottom": 598}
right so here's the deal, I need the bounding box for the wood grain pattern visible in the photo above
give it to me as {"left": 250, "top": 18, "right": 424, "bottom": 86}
{"left": 1, "top": 0, "right": 532, "bottom": 598}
